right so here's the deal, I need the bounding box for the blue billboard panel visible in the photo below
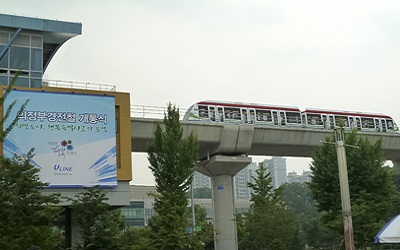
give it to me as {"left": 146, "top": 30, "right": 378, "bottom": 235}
{"left": 3, "top": 90, "right": 117, "bottom": 188}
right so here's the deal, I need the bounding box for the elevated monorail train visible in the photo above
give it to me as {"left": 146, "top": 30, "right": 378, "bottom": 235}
{"left": 183, "top": 100, "right": 398, "bottom": 133}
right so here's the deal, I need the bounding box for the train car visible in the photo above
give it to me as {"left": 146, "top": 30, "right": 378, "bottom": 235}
{"left": 302, "top": 108, "right": 398, "bottom": 133}
{"left": 183, "top": 100, "right": 303, "bottom": 127}
{"left": 184, "top": 100, "right": 398, "bottom": 133}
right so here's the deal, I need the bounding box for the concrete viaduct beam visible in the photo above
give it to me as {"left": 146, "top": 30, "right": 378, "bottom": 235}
{"left": 131, "top": 118, "right": 400, "bottom": 162}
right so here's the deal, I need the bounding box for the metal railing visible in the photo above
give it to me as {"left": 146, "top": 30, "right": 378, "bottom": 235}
{"left": 42, "top": 78, "right": 116, "bottom": 92}
{"left": 131, "top": 105, "right": 188, "bottom": 119}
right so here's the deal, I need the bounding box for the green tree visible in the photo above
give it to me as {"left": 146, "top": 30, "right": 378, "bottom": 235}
{"left": 147, "top": 103, "right": 198, "bottom": 250}
{"left": 187, "top": 204, "right": 214, "bottom": 249}
{"left": 280, "top": 182, "right": 341, "bottom": 248}
{"left": 309, "top": 129, "right": 398, "bottom": 247}
{"left": 302, "top": 212, "right": 341, "bottom": 249}
{"left": 0, "top": 72, "right": 62, "bottom": 250}
{"left": 281, "top": 182, "right": 316, "bottom": 248}
{"left": 281, "top": 182, "right": 317, "bottom": 217}
{"left": 0, "top": 71, "right": 30, "bottom": 140}
{"left": 236, "top": 214, "right": 251, "bottom": 249}
{"left": 119, "top": 227, "right": 155, "bottom": 250}
{"left": 0, "top": 153, "right": 62, "bottom": 250}
{"left": 239, "top": 164, "right": 297, "bottom": 250}
{"left": 71, "top": 187, "right": 124, "bottom": 250}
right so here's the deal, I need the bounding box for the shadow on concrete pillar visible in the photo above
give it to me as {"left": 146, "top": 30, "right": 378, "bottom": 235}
{"left": 197, "top": 155, "right": 252, "bottom": 250}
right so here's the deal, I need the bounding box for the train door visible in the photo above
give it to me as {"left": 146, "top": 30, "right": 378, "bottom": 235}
{"left": 355, "top": 117, "right": 362, "bottom": 131}
{"left": 209, "top": 106, "right": 216, "bottom": 122}
{"left": 328, "top": 115, "right": 335, "bottom": 129}
{"left": 321, "top": 114, "right": 328, "bottom": 129}
{"left": 381, "top": 119, "right": 387, "bottom": 132}
{"left": 272, "top": 110, "right": 279, "bottom": 125}
{"left": 279, "top": 111, "right": 286, "bottom": 125}
{"left": 321, "top": 114, "right": 335, "bottom": 129}
{"left": 241, "top": 108, "right": 248, "bottom": 124}
{"left": 217, "top": 106, "right": 224, "bottom": 122}
{"left": 249, "top": 108, "right": 256, "bottom": 124}
{"left": 374, "top": 118, "right": 382, "bottom": 132}
{"left": 349, "top": 117, "right": 356, "bottom": 130}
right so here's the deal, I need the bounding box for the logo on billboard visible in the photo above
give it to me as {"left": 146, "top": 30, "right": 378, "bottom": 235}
{"left": 49, "top": 139, "right": 77, "bottom": 160}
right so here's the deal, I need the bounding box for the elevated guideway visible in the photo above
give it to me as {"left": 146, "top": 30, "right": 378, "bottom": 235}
{"left": 131, "top": 117, "right": 400, "bottom": 162}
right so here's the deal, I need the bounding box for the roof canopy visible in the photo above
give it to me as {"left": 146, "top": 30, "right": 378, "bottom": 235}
{"left": 0, "top": 13, "right": 82, "bottom": 71}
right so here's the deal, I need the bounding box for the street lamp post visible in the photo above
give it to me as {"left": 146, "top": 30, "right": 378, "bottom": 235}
{"left": 334, "top": 127, "right": 355, "bottom": 250}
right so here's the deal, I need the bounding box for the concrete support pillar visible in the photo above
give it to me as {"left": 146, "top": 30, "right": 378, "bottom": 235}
{"left": 212, "top": 174, "right": 237, "bottom": 249}
{"left": 197, "top": 155, "right": 252, "bottom": 250}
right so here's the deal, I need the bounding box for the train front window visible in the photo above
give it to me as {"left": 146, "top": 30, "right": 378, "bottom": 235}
{"left": 199, "top": 105, "right": 209, "bottom": 118}
{"left": 387, "top": 119, "right": 394, "bottom": 129}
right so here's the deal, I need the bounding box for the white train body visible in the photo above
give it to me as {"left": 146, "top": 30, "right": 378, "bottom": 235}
{"left": 183, "top": 100, "right": 398, "bottom": 133}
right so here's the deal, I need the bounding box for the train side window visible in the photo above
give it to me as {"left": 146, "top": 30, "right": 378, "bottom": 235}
{"left": 335, "top": 116, "right": 349, "bottom": 127}
{"left": 286, "top": 112, "right": 301, "bottom": 124}
{"left": 307, "top": 114, "right": 320, "bottom": 125}
{"left": 368, "top": 119, "right": 375, "bottom": 129}
{"left": 256, "top": 110, "right": 272, "bottom": 122}
{"left": 255, "top": 109, "right": 266, "bottom": 122}
{"left": 361, "top": 118, "right": 374, "bottom": 129}
{"left": 199, "top": 105, "right": 209, "bottom": 118}
{"left": 225, "top": 107, "right": 240, "bottom": 120}
{"left": 232, "top": 110, "right": 240, "bottom": 120}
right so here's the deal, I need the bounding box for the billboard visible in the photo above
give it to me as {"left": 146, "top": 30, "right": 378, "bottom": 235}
{"left": 3, "top": 89, "right": 117, "bottom": 188}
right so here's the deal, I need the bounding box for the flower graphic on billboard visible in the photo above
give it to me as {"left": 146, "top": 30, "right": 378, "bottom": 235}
{"left": 61, "top": 139, "right": 74, "bottom": 150}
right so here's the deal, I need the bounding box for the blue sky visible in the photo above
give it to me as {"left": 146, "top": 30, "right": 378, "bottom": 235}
{"left": 2, "top": 0, "right": 400, "bottom": 184}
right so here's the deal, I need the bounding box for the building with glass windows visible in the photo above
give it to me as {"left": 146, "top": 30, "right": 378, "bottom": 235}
{"left": 263, "top": 157, "right": 287, "bottom": 188}
{"left": 0, "top": 13, "right": 81, "bottom": 87}
{"left": 234, "top": 162, "right": 257, "bottom": 200}
{"left": 122, "top": 185, "right": 252, "bottom": 227}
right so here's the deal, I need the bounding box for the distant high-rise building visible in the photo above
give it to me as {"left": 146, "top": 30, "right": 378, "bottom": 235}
{"left": 193, "top": 171, "right": 211, "bottom": 189}
{"left": 263, "top": 157, "right": 287, "bottom": 188}
{"left": 234, "top": 162, "right": 258, "bottom": 200}
{"left": 287, "top": 170, "right": 312, "bottom": 184}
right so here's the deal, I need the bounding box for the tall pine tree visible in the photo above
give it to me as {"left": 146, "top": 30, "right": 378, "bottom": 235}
{"left": 239, "top": 164, "right": 298, "bottom": 250}
{"left": 147, "top": 103, "right": 198, "bottom": 250}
